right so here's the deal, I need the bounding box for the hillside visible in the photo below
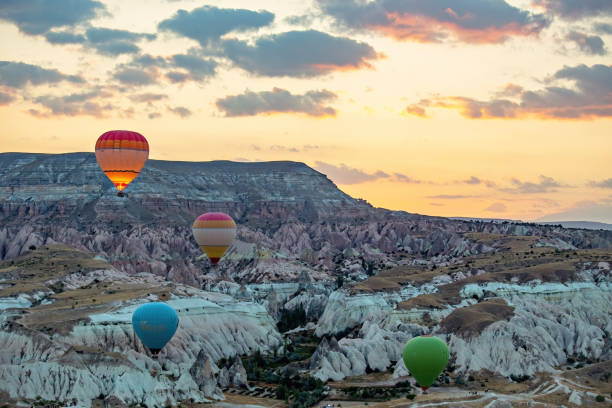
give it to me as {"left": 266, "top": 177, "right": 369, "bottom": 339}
{"left": 0, "top": 153, "right": 610, "bottom": 407}
{"left": 1, "top": 152, "right": 611, "bottom": 286}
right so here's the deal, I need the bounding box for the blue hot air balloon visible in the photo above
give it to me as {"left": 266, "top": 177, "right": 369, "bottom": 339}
{"left": 132, "top": 302, "right": 179, "bottom": 356}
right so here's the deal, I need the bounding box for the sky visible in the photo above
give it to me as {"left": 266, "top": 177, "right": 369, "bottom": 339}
{"left": 0, "top": 0, "right": 611, "bottom": 222}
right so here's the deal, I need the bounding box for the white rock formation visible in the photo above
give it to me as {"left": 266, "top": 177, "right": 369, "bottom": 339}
{"left": 568, "top": 390, "right": 583, "bottom": 405}
{"left": 311, "top": 321, "right": 417, "bottom": 381}
{"left": 311, "top": 266, "right": 612, "bottom": 382}
{"left": 450, "top": 287, "right": 611, "bottom": 377}
{"left": 0, "top": 272, "right": 283, "bottom": 407}
{"left": 315, "top": 291, "right": 392, "bottom": 337}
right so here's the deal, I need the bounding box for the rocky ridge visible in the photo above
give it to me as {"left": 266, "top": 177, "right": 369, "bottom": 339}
{"left": 1, "top": 153, "right": 611, "bottom": 287}
{"left": 1, "top": 153, "right": 611, "bottom": 407}
{"left": 0, "top": 246, "right": 282, "bottom": 407}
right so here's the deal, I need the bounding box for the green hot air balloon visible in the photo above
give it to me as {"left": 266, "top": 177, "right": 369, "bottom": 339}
{"left": 402, "top": 335, "right": 449, "bottom": 392}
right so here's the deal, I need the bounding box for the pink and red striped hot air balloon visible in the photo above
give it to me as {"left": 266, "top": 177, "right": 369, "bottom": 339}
{"left": 95, "top": 130, "right": 149, "bottom": 197}
{"left": 192, "top": 212, "right": 236, "bottom": 265}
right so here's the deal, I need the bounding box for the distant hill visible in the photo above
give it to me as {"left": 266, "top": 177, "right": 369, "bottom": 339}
{"left": 449, "top": 217, "right": 518, "bottom": 223}
{"left": 1, "top": 152, "right": 611, "bottom": 286}
{"left": 451, "top": 217, "right": 612, "bottom": 231}
{"left": 536, "top": 221, "right": 612, "bottom": 231}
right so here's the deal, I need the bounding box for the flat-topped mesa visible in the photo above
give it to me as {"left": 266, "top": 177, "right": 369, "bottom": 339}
{"left": 1, "top": 153, "right": 611, "bottom": 286}
{"left": 0, "top": 153, "right": 372, "bottom": 225}
{"left": 0, "top": 152, "right": 357, "bottom": 203}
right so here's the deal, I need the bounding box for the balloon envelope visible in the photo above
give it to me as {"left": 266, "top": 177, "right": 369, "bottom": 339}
{"left": 402, "top": 336, "right": 449, "bottom": 391}
{"left": 192, "top": 212, "right": 236, "bottom": 265}
{"left": 132, "top": 302, "right": 178, "bottom": 354}
{"left": 95, "top": 130, "right": 149, "bottom": 193}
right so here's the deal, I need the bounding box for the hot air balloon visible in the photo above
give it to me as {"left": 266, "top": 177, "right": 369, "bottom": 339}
{"left": 95, "top": 130, "right": 149, "bottom": 197}
{"left": 402, "top": 335, "right": 449, "bottom": 392}
{"left": 132, "top": 302, "right": 178, "bottom": 357}
{"left": 192, "top": 212, "right": 236, "bottom": 266}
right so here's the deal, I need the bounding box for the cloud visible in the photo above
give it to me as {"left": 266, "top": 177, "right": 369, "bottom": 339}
{"left": 216, "top": 87, "right": 337, "bottom": 117}
{"left": 444, "top": 97, "right": 520, "bottom": 118}
{"left": 284, "top": 14, "right": 314, "bottom": 26}
{"left": 314, "top": 162, "right": 390, "bottom": 184}
{"left": 316, "top": 0, "right": 548, "bottom": 44}
{"left": 536, "top": 199, "right": 612, "bottom": 223}
{"left": 427, "top": 194, "right": 476, "bottom": 199}
{"left": 45, "top": 27, "right": 156, "bottom": 56}
{"left": 0, "top": 91, "right": 16, "bottom": 105}
{"left": 313, "top": 163, "right": 424, "bottom": 185}
{"left": 484, "top": 202, "right": 508, "bottom": 212}
{"left": 594, "top": 22, "right": 612, "bottom": 35}
{"left": 590, "top": 178, "right": 612, "bottom": 188}
{"left": 114, "top": 53, "right": 217, "bottom": 85}
{"left": 464, "top": 176, "right": 481, "bottom": 185}
{"left": 168, "top": 54, "right": 217, "bottom": 82}
{"left": 393, "top": 173, "right": 422, "bottom": 183}
{"left": 148, "top": 112, "right": 161, "bottom": 119}
{"left": 0, "top": 61, "right": 83, "bottom": 88}
{"left": 113, "top": 68, "right": 157, "bottom": 86}
{"left": 457, "top": 176, "right": 497, "bottom": 187}
{"left": 129, "top": 93, "right": 168, "bottom": 103}
{"left": 0, "top": 0, "right": 105, "bottom": 35}
{"left": 85, "top": 27, "right": 155, "bottom": 56}
{"left": 405, "top": 104, "right": 428, "bottom": 117}
{"left": 534, "top": 0, "right": 612, "bottom": 20}
{"left": 271, "top": 145, "right": 300, "bottom": 152}
{"left": 566, "top": 31, "right": 606, "bottom": 55}
{"left": 220, "top": 30, "right": 379, "bottom": 77}
{"left": 408, "top": 64, "right": 612, "bottom": 119}
{"left": 167, "top": 106, "right": 192, "bottom": 117}
{"left": 44, "top": 31, "right": 86, "bottom": 44}
{"left": 501, "top": 175, "right": 563, "bottom": 194}
{"left": 86, "top": 27, "right": 154, "bottom": 44}
{"left": 29, "top": 90, "right": 112, "bottom": 117}
{"left": 496, "top": 84, "right": 524, "bottom": 97}
{"left": 159, "top": 5, "right": 274, "bottom": 46}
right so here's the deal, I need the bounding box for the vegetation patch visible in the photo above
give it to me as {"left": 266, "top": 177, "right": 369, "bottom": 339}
{"left": 339, "top": 385, "right": 413, "bottom": 401}
{"left": 440, "top": 298, "right": 514, "bottom": 338}
{"left": 0, "top": 245, "right": 110, "bottom": 297}
{"left": 240, "top": 334, "right": 323, "bottom": 407}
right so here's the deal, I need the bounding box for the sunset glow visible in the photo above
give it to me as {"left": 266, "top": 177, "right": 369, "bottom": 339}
{"left": 1, "top": 0, "right": 610, "bottom": 222}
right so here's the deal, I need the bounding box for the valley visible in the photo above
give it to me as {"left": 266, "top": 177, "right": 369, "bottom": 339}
{"left": 0, "top": 153, "right": 610, "bottom": 407}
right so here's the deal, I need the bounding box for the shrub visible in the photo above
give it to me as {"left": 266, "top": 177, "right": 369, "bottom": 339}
{"left": 510, "top": 374, "right": 530, "bottom": 383}
{"left": 277, "top": 305, "right": 308, "bottom": 332}
{"left": 455, "top": 376, "right": 466, "bottom": 386}
{"left": 395, "top": 380, "right": 411, "bottom": 388}
{"left": 595, "top": 394, "right": 605, "bottom": 402}
{"left": 406, "top": 394, "right": 416, "bottom": 400}
{"left": 29, "top": 245, "right": 37, "bottom": 251}
{"left": 276, "top": 384, "right": 289, "bottom": 400}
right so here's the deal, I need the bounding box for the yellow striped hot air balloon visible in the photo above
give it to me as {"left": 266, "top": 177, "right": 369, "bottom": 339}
{"left": 192, "top": 212, "right": 236, "bottom": 265}
{"left": 95, "top": 130, "right": 149, "bottom": 197}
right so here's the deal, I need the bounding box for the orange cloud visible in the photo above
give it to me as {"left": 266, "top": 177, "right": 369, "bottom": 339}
{"left": 383, "top": 13, "right": 544, "bottom": 44}
{"left": 316, "top": 0, "right": 549, "bottom": 44}
{"left": 405, "top": 64, "right": 612, "bottom": 120}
